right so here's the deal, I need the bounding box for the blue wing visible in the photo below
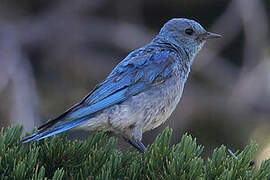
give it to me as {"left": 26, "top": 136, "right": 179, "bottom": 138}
{"left": 22, "top": 48, "right": 178, "bottom": 143}
{"left": 70, "top": 49, "right": 177, "bottom": 118}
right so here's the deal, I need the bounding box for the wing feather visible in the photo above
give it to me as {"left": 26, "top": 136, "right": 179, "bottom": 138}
{"left": 72, "top": 50, "right": 176, "bottom": 117}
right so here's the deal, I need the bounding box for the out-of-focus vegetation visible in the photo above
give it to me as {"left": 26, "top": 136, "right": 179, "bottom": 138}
{"left": 0, "top": 0, "right": 270, "bottom": 165}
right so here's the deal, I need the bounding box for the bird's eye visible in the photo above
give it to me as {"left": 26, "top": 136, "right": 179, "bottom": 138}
{"left": 185, "top": 28, "right": 194, "bottom": 35}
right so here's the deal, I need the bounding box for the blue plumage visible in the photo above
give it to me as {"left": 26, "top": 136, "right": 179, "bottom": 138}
{"left": 23, "top": 116, "right": 91, "bottom": 143}
{"left": 22, "top": 18, "right": 221, "bottom": 152}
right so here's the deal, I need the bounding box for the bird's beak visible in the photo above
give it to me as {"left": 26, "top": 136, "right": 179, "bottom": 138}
{"left": 201, "top": 32, "right": 222, "bottom": 40}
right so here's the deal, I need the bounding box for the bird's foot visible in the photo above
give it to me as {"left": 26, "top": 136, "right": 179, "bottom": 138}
{"left": 124, "top": 137, "right": 146, "bottom": 153}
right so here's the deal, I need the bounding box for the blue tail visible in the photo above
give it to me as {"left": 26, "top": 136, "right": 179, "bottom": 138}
{"left": 21, "top": 116, "right": 90, "bottom": 143}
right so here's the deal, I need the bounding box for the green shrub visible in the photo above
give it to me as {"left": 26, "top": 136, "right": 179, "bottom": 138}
{"left": 0, "top": 126, "right": 269, "bottom": 179}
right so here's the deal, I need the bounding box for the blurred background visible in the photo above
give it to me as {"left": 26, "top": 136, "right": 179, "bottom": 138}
{"left": 0, "top": 0, "right": 270, "bottom": 164}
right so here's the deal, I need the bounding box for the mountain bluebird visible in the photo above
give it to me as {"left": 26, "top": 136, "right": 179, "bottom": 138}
{"left": 22, "top": 18, "right": 221, "bottom": 152}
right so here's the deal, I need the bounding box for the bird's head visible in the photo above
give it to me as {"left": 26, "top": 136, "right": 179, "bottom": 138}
{"left": 158, "top": 18, "right": 221, "bottom": 62}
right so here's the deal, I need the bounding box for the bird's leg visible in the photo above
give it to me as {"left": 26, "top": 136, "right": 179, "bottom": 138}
{"left": 123, "top": 127, "right": 146, "bottom": 153}
{"left": 126, "top": 138, "right": 146, "bottom": 153}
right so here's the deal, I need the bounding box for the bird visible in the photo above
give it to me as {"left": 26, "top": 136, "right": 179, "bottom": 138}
{"left": 22, "top": 18, "right": 221, "bottom": 152}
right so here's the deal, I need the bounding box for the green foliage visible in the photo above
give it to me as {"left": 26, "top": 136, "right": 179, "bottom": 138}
{"left": 0, "top": 126, "right": 269, "bottom": 179}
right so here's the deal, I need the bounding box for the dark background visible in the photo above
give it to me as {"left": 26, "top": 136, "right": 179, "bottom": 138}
{"left": 0, "top": 0, "right": 269, "bottom": 165}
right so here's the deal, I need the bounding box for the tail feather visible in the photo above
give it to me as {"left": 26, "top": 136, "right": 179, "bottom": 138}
{"left": 21, "top": 102, "right": 89, "bottom": 143}
{"left": 21, "top": 132, "right": 40, "bottom": 143}
{"left": 21, "top": 116, "right": 90, "bottom": 143}
{"left": 37, "top": 103, "right": 82, "bottom": 132}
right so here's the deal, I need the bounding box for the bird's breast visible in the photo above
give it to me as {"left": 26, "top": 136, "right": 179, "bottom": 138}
{"left": 140, "top": 72, "right": 185, "bottom": 132}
